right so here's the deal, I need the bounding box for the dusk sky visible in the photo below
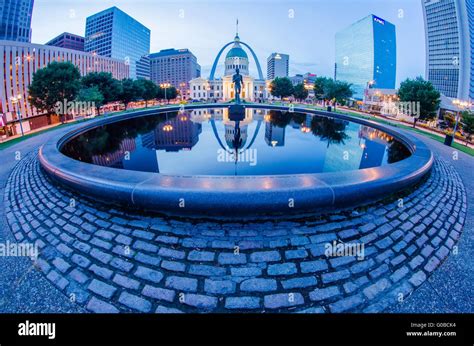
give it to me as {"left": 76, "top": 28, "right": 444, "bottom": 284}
{"left": 31, "top": 0, "right": 426, "bottom": 86}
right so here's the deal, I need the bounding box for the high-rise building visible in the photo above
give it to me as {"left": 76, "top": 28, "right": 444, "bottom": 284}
{"left": 136, "top": 54, "right": 150, "bottom": 80}
{"left": 149, "top": 48, "right": 201, "bottom": 98}
{"left": 421, "top": 0, "right": 473, "bottom": 100}
{"left": 267, "top": 53, "right": 289, "bottom": 80}
{"left": 0, "top": 0, "right": 34, "bottom": 42}
{"left": 85, "top": 6, "right": 150, "bottom": 79}
{"left": 46, "top": 32, "right": 85, "bottom": 51}
{"left": 335, "top": 14, "right": 396, "bottom": 99}
{"left": 0, "top": 40, "right": 129, "bottom": 135}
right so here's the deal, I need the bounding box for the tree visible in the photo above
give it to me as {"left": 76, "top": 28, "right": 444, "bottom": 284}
{"left": 118, "top": 79, "right": 142, "bottom": 109}
{"left": 313, "top": 77, "right": 330, "bottom": 101}
{"left": 461, "top": 111, "right": 474, "bottom": 145}
{"left": 28, "top": 61, "right": 81, "bottom": 121}
{"left": 76, "top": 86, "right": 104, "bottom": 116}
{"left": 293, "top": 83, "right": 309, "bottom": 101}
{"left": 270, "top": 77, "right": 294, "bottom": 100}
{"left": 135, "top": 79, "right": 158, "bottom": 107}
{"left": 81, "top": 72, "right": 122, "bottom": 114}
{"left": 324, "top": 79, "right": 353, "bottom": 110}
{"left": 397, "top": 77, "right": 441, "bottom": 128}
{"left": 157, "top": 86, "right": 178, "bottom": 103}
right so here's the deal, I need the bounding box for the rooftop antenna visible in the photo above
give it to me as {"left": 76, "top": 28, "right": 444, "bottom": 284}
{"left": 236, "top": 18, "right": 239, "bottom": 36}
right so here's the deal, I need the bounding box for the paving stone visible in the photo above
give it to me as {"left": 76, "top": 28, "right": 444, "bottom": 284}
{"left": 309, "top": 286, "right": 340, "bottom": 301}
{"left": 134, "top": 266, "right": 164, "bottom": 283}
{"left": 225, "top": 297, "right": 261, "bottom": 310}
{"left": 142, "top": 285, "right": 175, "bottom": 302}
{"left": 88, "top": 279, "right": 117, "bottom": 299}
{"left": 281, "top": 276, "right": 317, "bottom": 290}
{"left": 204, "top": 279, "right": 235, "bottom": 294}
{"left": 329, "top": 294, "right": 364, "bottom": 313}
{"left": 189, "top": 264, "right": 226, "bottom": 277}
{"left": 217, "top": 252, "right": 247, "bottom": 265}
{"left": 408, "top": 271, "right": 427, "bottom": 287}
{"left": 285, "top": 249, "right": 308, "bottom": 260}
{"left": 267, "top": 263, "right": 297, "bottom": 276}
{"left": 240, "top": 278, "right": 277, "bottom": 292}
{"left": 165, "top": 276, "right": 198, "bottom": 292}
{"left": 158, "top": 247, "right": 186, "bottom": 260}
{"left": 87, "top": 297, "right": 119, "bottom": 313}
{"left": 118, "top": 292, "right": 152, "bottom": 312}
{"left": 71, "top": 254, "right": 91, "bottom": 268}
{"left": 300, "top": 260, "right": 328, "bottom": 273}
{"left": 250, "top": 250, "right": 281, "bottom": 263}
{"left": 113, "top": 274, "right": 140, "bottom": 290}
{"left": 264, "top": 293, "right": 304, "bottom": 309}
{"left": 321, "top": 269, "right": 350, "bottom": 284}
{"left": 230, "top": 267, "right": 262, "bottom": 277}
{"left": 183, "top": 294, "right": 218, "bottom": 310}
{"left": 363, "top": 278, "right": 391, "bottom": 299}
{"left": 89, "top": 264, "right": 113, "bottom": 280}
{"left": 188, "top": 250, "right": 215, "bottom": 262}
{"left": 161, "top": 260, "right": 186, "bottom": 272}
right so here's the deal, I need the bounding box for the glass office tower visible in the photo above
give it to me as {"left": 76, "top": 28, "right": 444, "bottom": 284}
{"left": 422, "top": 0, "right": 473, "bottom": 100}
{"left": 85, "top": 6, "right": 150, "bottom": 79}
{"left": 335, "top": 14, "right": 397, "bottom": 99}
{"left": 0, "top": 0, "right": 34, "bottom": 42}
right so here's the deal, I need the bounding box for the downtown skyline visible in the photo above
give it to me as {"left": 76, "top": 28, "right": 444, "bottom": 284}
{"left": 30, "top": 0, "right": 426, "bottom": 86}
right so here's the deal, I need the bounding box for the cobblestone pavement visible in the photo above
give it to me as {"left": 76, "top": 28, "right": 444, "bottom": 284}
{"left": 3, "top": 149, "right": 466, "bottom": 313}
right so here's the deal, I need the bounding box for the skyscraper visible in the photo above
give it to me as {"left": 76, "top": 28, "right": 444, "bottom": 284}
{"left": 46, "top": 32, "right": 85, "bottom": 51}
{"left": 335, "top": 14, "right": 396, "bottom": 99}
{"left": 421, "top": 0, "right": 473, "bottom": 100}
{"left": 267, "top": 53, "right": 289, "bottom": 80}
{"left": 85, "top": 6, "right": 150, "bottom": 79}
{"left": 0, "top": 0, "right": 34, "bottom": 42}
{"left": 149, "top": 48, "right": 201, "bottom": 97}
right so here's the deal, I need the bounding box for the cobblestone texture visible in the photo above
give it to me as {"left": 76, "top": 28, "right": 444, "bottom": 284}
{"left": 3, "top": 152, "right": 466, "bottom": 313}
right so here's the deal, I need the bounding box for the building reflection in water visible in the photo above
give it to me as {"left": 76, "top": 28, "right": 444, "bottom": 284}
{"left": 91, "top": 138, "right": 136, "bottom": 168}
{"left": 61, "top": 107, "right": 411, "bottom": 176}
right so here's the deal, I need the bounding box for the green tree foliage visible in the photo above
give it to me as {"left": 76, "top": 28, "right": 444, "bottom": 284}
{"left": 81, "top": 72, "right": 122, "bottom": 113}
{"left": 118, "top": 79, "right": 143, "bottom": 109}
{"left": 313, "top": 77, "right": 331, "bottom": 101}
{"left": 135, "top": 79, "right": 158, "bottom": 107}
{"left": 324, "top": 80, "right": 353, "bottom": 109}
{"left": 397, "top": 77, "right": 441, "bottom": 128}
{"left": 157, "top": 86, "right": 178, "bottom": 102}
{"left": 292, "top": 83, "right": 309, "bottom": 101}
{"left": 270, "top": 77, "right": 294, "bottom": 99}
{"left": 76, "top": 86, "right": 105, "bottom": 115}
{"left": 28, "top": 61, "right": 81, "bottom": 117}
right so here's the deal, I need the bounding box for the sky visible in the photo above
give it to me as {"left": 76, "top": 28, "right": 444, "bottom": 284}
{"left": 31, "top": 0, "right": 426, "bottom": 87}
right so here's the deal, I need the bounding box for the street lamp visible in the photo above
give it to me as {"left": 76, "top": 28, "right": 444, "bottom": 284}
{"left": 10, "top": 94, "right": 24, "bottom": 136}
{"left": 160, "top": 83, "right": 171, "bottom": 104}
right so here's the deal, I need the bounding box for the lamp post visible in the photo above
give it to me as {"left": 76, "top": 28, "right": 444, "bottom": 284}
{"left": 10, "top": 94, "right": 24, "bottom": 136}
{"left": 160, "top": 83, "right": 171, "bottom": 104}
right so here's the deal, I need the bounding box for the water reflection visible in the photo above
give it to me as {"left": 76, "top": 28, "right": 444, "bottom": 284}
{"left": 61, "top": 108, "right": 411, "bottom": 176}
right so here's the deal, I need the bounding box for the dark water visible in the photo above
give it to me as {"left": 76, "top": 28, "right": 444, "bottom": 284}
{"left": 61, "top": 108, "right": 411, "bottom": 176}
